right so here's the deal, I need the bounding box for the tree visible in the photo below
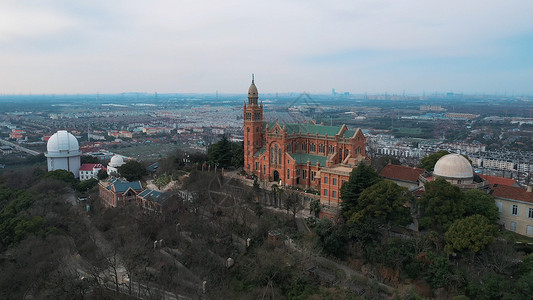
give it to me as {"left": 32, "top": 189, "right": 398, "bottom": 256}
{"left": 444, "top": 215, "right": 497, "bottom": 254}
{"left": 76, "top": 178, "right": 98, "bottom": 193}
{"left": 118, "top": 160, "right": 146, "bottom": 181}
{"left": 463, "top": 189, "right": 498, "bottom": 223}
{"left": 207, "top": 135, "right": 233, "bottom": 168}
{"left": 347, "top": 180, "right": 412, "bottom": 229}
{"left": 81, "top": 155, "right": 99, "bottom": 164}
{"left": 231, "top": 141, "right": 244, "bottom": 169}
{"left": 340, "top": 163, "right": 381, "bottom": 218}
{"left": 418, "top": 178, "right": 465, "bottom": 231}
{"left": 420, "top": 150, "right": 449, "bottom": 171}
{"left": 309, "top": 199, "right": 320, "bottom": 218}
{"left": 97, "top": 169, "right": 108, "bottom": 180}
{"left": 371, "top": 156, "right": 401, "bottom": 173}
{"left": 43, "top": 169, "right": 77, "bottom": 186}
{"left": 283, "top": 190, "right": 303, "bottom": 219}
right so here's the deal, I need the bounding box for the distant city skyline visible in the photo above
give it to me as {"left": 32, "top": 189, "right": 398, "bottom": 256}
{"left": 1, "top": 1, "right": 532, "bottom": 95}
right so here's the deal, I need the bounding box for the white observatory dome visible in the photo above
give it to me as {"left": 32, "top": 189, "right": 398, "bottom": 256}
{"left": 433, "top": 154, "right": 473, "bottom": 179}
{"left": 109, "top": 155, "right": 125, "bottom": 167}
{"left": 46, "top": 130, "right": 80, "bottom": 157}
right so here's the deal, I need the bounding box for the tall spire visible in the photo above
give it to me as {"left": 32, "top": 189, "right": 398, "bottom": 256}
{"left": 248, "top": 74, "right": 259, "bottom": 105}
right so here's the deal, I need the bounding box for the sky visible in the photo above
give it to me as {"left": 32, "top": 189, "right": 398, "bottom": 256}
{"left": 1, "top": 1, "right": 532, "bottom": 95}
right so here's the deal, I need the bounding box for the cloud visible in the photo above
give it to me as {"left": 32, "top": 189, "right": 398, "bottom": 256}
{"left": 0, "top": 0, "right": 532, "bottom": 94}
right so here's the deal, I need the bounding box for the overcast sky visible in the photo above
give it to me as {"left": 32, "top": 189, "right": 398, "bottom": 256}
{"left": 1, "top": 1, "right": 532, "bottom": 95}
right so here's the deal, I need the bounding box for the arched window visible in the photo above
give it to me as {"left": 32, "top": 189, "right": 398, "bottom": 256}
{"left": 302, "top": 142, "right": 307, "bottom": 152}
{"left": 319, "top": 144, "right": 325, "bottom": 153}
{"left": 310, "top": 143, "right": 316, "bottom": 152}
{"left": 271, "top": 144, "right": 279, "bottom": 165}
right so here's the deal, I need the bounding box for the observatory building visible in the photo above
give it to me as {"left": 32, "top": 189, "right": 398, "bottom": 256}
{"left": 107, "top": 154, "right": 126, "bottom": 176}
{"left": 45, "top": 130, "right": 81, "bottom": 177}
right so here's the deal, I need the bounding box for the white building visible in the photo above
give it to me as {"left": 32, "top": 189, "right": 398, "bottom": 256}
{"left": 45, "top": 130, "right": 81, "bottom": 178}
{"left": 107, "top": 155, "right": 125, "bottom": 176}
{"left": 79, "top": 163, "right": 104, "bottom": 181}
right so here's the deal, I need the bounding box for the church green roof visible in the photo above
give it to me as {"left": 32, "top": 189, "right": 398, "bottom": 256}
{"left": 289, "top": 153, "right": 328, "bottom": 166}
{"left": 263, "top": 122, "right": 357, "bottom": 138}
{"left": 254, "top": 147, "right": 266, "bottom": 157}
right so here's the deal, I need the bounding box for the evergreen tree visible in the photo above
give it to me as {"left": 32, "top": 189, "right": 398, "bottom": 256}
{"left": 208, "top": 135, "right": 233, "bottom": 168}
{"left": 340, "top": 163, "right": 380, "bottom": 219}
{"left": 118, "top": 160, "right": 146, "bottom": 181}
{"left": 444, "top": 214, "right": 497, "bottom": 254}
{"left": 419, "top": 178, "right": 465, "bottom": 231}
{"left": 347, "top": 180, "right": 412, "bottom": 228}
{"left": 420, "top": 150, "right": 449, "bottom": 171}
{"left": 463, "top": 189, "right": 499, "bottom": 223}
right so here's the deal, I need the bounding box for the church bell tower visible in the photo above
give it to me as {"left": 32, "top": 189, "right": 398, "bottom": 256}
{"left": 243, "top": 74, "right": 263, "bottom": 173}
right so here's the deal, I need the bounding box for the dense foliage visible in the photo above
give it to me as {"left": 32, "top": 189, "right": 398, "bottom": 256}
{"left": 418, "top": 178, "right": 465, "bottom": 231}
{"left": 347, "top": 180, "right": 412, "bottom": 228}
{"left": 340, "top": 163, "right": 381, "bottom": 218}
{"left": 208, "top": 135, "right": 244, "bottom": 168}
{"left": 419, "top": 150, "right": 449, "bottom": 171}
{"left": 118, "top": 160, "right": 147, "bottom": 181}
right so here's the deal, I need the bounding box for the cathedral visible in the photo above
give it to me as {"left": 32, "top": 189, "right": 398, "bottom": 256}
{"left": 243, "top": 77, "right": 368, "bottom": 218}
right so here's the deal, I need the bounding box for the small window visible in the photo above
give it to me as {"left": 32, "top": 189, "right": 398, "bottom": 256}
{"left": 324, "top": 177, "right": 328, "bottom": 184}
{"left": 332, "top": 191, "right": 337, "bottom": 198}
{"left": 287, "top": 169, "right": 290, "bottom": 179}
{"left": 333, "top": 178, "right": 337, "bottom": 186}
{"left": 527, "top": 225, "right": 533, "bottom": 235}
{"left": 497, "top": 202, "right": 502, "bottom": 213}
{"left": 528, "top": 208, "right": 533, "bottom": 218}
{"left": 510, "top": 221, "right": 517, "bottom": 232}
{"left": 324, "top": 189, "right": 328, "bottom": 196}
{"left": 512, "top": 205, "right": 519, "bottom": 216}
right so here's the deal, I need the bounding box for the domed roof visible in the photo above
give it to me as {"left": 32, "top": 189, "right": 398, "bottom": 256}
{"left": 433, "top": 154, "right": 473, "bottom": 179}
{"left": 109, "top": 155, "right": 125, "bottom": 167}
{"left": 248, "top": 74, "right": 258, "bottom": 98}
{"left": 248, "top": 82, "right": 258, "bottom": 97}
{"left": 47, "top": 130, "right": 79, "bottom": 153}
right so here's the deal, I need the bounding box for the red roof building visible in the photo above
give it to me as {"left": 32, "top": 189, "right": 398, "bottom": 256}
{"left": 379, "top": 164, "right": 426, "bottom": 190}
{"left": 479, "top": 174, "right": 519, "bottom": 187}
{"left": 490, "top": 184, "right": 533, "bottom": 236}
{"left": 79, "top": 163, "right": 104, "bottom": 181}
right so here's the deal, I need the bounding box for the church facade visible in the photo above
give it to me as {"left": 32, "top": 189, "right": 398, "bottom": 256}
{"left": 243, "top": 77, "right": 368, "bottom": 217}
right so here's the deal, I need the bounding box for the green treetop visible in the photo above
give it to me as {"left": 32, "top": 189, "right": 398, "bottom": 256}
{"left": 420, "top": 150, "right": 449, "bottom": 171}
{"left": 444, "top": 214, "right": 497, "bottom": 254}
{"left": 340, "top": 163, "right": 381, "bottom": 219}
{"left": 347, "top": 180, "right": 413, "bottom": 228}
{"left": 419, "top": 178, "right": 465, "bottom": 231}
